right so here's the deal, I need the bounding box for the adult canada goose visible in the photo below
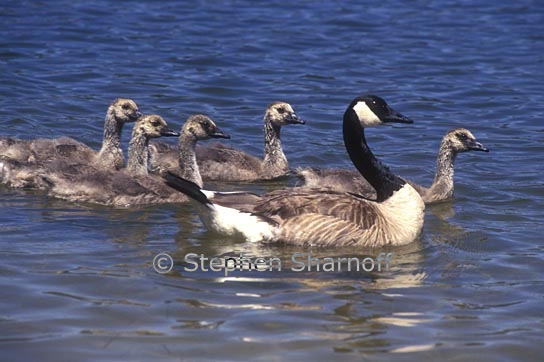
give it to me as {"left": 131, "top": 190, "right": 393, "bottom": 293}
{"left": 0, "top": 98, "right": 141, "bottom": 170}
{"left": 43, "top": 115, "right": 229, "bottom": 207}
{"left": 149, "top": 101, "right": 305, "bottom": 181}
{"left": 165, "top": 95, "right": 425, "bottom": 247}
{"left": 297, "top": 128, "right": 489, "bottom": 203}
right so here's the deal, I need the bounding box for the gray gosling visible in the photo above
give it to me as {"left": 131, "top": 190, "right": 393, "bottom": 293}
{"left": 44, "top": 115, "right": 229, "bottom": 207}
{"left": 297, "top": 128, "right": 489, "bottom": 203}
{"left": 0, "top": 98, "right": 141, "bottom": 170}
{"left": 41, "top": 114, "right": 178, "bottom": 206}
{"left": 150, "top": 101, "right": 305, "bottom": 182}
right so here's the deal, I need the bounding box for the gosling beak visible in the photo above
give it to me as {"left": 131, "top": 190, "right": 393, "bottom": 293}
{"left": 468, "top": 139, "right": 490, "bottom": 152}
{"left": 286, "top": 113, "right": 306, "bottom": 125}
{"left": 383, "top": 106, "right": 414, "bottom": 124}
{"left": 211, "top": 127, "right": 230, "bottom": 139}
{"left": 131, "top": 111, "right": 143, "bottom": 121}
{"left": 161, "top": 127, "right": 180, "bottom": 137}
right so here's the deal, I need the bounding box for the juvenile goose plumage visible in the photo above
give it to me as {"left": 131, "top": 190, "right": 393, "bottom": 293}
{"left": 0, "top": 98, "right": 141, "bottom": 170}
{"left": 298, "top": 128, "right": 489, "bottom": 203}
{"left": 43, "top": 114, "right": 229, "bottom": 207}
{"left": 150, "top": 101, "right": 305, "bottom": 181}
{"left": 174, "top": 114, "right": 231, "bottom": 187}
{"left": 165, "top": 95, "right": 425, "bottom": 247}
{"left": 41, "top": 114, "right": 178, "bottom": 205}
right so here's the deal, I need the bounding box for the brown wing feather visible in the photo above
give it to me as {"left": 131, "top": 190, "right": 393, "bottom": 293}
{"left": 274, "top": 213, "right": 383, "bottom": 247}
{"left": 252, "top": 188, "right": 378, "bottom": 228}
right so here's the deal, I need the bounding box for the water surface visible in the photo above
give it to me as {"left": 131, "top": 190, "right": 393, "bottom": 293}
{"left": 1, "top": 1, "right": 543, "bottom": 361}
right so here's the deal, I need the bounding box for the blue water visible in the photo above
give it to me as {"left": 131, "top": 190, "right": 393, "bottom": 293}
{"left": 1, "top": 0, "right": 543, "bottom": 360}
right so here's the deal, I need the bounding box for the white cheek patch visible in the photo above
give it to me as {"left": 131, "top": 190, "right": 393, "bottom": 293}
{"left": 353, "top": 101, "right": 382, "bottom": 127}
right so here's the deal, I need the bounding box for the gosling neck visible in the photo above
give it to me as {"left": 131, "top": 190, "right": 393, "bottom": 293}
{"left": 126, "top": 131, "right": 150, "bottom": 176}
{"left": 262, "top": 117, "right": 288, "bottom": 178}
{"left": 177, "top": 133, "right": 203, "bottom": 188}
{"left": 428, "top": 140, "right": 457, "bottom": 199}
{"left": 343, "top": 110, "right": 405, "bottom": 202}
{"left": 96, "top": 110, "right": 126, "bottom": 170}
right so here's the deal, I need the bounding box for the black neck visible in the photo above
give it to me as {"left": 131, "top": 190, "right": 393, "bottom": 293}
{"left": 343, "top": 108, "right": 405, "bottom": 202}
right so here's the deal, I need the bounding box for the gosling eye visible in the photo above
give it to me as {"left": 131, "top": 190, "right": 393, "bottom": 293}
{"left": 151, "top": 120, "right": 160, "bottom": 127}
{"left": 457, "top": 133, "right": 469, "bottom": 141}
{"left": 122, "top": 103, "right": 130, "bottom": 110}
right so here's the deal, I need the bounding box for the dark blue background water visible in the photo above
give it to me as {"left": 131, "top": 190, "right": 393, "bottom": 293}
{"left": 1, "top": 1, "right": 543, "bottom": 361}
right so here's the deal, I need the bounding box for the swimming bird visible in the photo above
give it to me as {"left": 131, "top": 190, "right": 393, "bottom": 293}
{"left": 0, "top": 157, "right": 51, "bottom": 189}
{"left": 0, "top": 98, "right": 142, "bottom": 170}
{"left": 297, "top": 128, "right": 489, "bottom": 203}
{"left": 43, "top": 114, "right": 229, "bottom": 207}
{"left": 165, "top": 95, "right": 425, "bottom": 247}
{"left": 172, "top": 114, "right": 231, "bottom": 188}
{"left": 150, "top": 101, "right": 305, "bottom": 182}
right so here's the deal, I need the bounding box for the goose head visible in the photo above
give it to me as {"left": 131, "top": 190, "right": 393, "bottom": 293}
{"left": 109, "top": 98, "right": 142, "bottom": 124}
{"left": 343, "top": 95, "right": 414, "bottom": 202}
{"left": 266, "top": 101, "right": 306, "bottom": 126}
{"left": 349, "top": 95, "right": 413, "bottom": 128}
{"left": 182, "top": 114, "right": 230, "bottom": 141}
{"left": 444, "top": 128, "right": 489, "bottom": 153}
{"left": 134, "top": 115, "right": 180, "bottom": 139}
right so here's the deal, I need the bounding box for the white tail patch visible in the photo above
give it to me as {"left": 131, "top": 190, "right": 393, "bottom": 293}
{"left": 198, "top": 203, "right": 276, "bottom": 243}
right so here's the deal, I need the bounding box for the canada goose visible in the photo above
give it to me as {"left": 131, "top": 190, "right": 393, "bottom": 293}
{"left": 0, "top": 157, "right": 51, "bottom": 189}
{"left": 0, "top": 98, "right": 142, "bottom": 170}
{"left": 39, "top": 114, "right": 178, "bottom": 205}
{"left": 43, "top": 115, "right": 229, "bottom": 207}
{"left": 297, "top": 128, "right": 489, "bottom": 203}
{"left": 150, "top": 101, "right": 305, "bottom": 182}
{"left": 165, "top": 95, "right": 425, "bottom": 247}
{"left": 173, "top": 114, "right": 231, "bottom": 187}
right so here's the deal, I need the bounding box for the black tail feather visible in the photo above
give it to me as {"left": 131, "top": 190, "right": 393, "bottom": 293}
{"left": 164, "top": 171, "right": 211, "bottom": 205}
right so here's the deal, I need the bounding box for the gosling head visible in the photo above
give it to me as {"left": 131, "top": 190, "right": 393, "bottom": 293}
{"left": 109, "top": 98, "right": 142, "bottom": 123}
{"left": 133, "top": 114, "right": 180, "bottom": 139}
{"left": 445, "top": 128, "right": 489, "bottom": 153}
{"left": 266, "top": 101, "right": 306, "bottom": 127}
{"left": 182, "top": 114, "right": 230, "bottom": 141}
{"left": 348, "top": 95, "right": 414, "bottom": 128}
